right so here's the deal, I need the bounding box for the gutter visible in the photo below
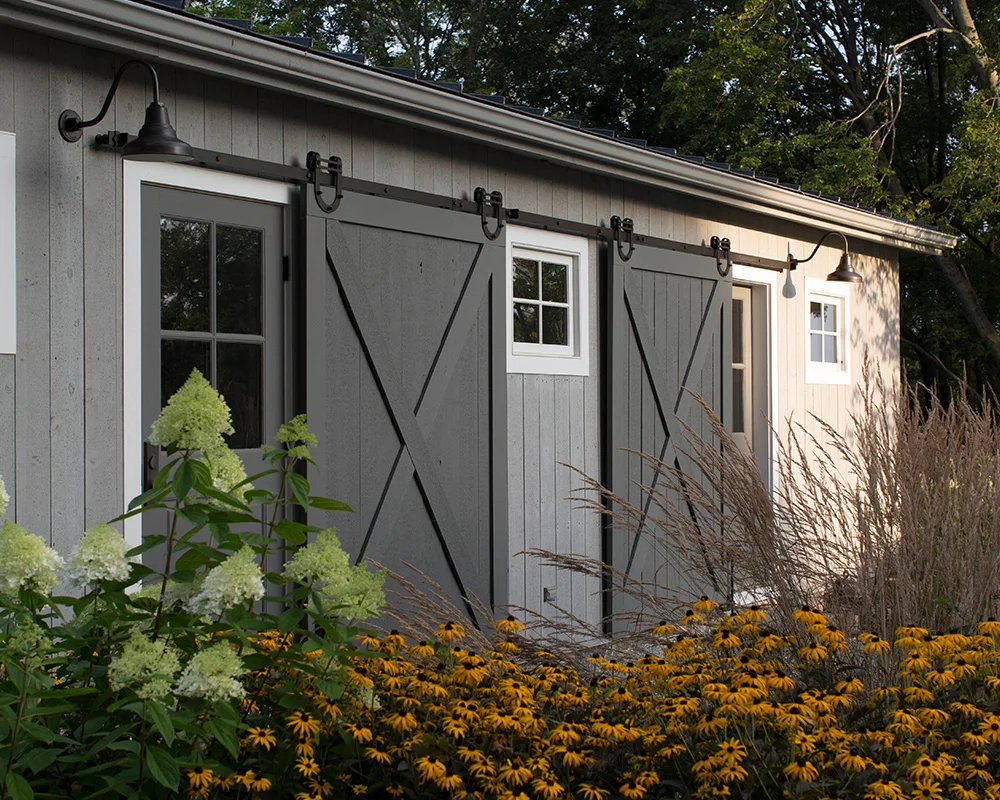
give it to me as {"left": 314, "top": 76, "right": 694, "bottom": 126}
{"left": 2, "top": 0, "right": 959, "bottom": 255}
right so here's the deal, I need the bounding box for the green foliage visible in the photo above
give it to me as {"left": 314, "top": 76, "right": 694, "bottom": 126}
{"left": 0, "top": 370, "right": 382, "bottom": 799}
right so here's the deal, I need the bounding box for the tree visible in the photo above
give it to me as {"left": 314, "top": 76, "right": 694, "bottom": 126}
{"left": 185, "top": 0, "right": 1000, "bottom": 394}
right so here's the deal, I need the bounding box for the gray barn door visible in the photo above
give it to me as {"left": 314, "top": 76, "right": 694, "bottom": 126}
{"left": 605, "top": 241, "right": 732, "bottom": 627}
{"left": 304, "top": 193, "right": 507, "bottom": 627}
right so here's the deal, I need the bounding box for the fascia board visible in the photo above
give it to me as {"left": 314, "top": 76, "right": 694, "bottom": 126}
{"left": 3, "top": 0, "right": 958, "bottom": 254}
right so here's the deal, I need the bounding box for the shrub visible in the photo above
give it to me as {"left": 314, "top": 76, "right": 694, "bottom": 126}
{"left": 0, "top": 369, "right": 384, "bottom": 799}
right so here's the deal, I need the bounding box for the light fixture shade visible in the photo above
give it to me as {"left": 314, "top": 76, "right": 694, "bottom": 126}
{"left": 121, "top": 102, "right": 194, "bottom": 162}
{"left": 827, "top": 251, "right": 862, "bottom": 283}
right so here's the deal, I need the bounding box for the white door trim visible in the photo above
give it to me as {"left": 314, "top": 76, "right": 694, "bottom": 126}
{"left": 122, "top": 162, "right": 294, "bottom": 548}
{"left": 731, "top": 264, "right": 778, "bottom": 495}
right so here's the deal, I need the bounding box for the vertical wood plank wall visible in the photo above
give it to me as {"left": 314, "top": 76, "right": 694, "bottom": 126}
{"left": 0, "top": 27, "right": 898, "bottom": 626}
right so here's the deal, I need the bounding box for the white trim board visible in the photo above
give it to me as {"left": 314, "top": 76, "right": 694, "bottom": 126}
{"left": 0, "top": 132, "right": 15, "bottom": 355}
{"left": 122, "top": 162, "right": 294, "bottom": 548}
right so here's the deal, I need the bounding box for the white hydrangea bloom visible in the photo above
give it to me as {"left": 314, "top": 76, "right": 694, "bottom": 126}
{"left": 0, "top": 475, "right": 8, "bottom": 518}
{"left": 186, "top": 547, "right": 264, "bottom": 616}
{"left": 108, "top": 630, "right": 180, "bottom": 702}
{"left": 0, "top": 520, "right": 64, "bottom": 594}
{"left": 200, "top": 446, "right": 252, "bottom": 504}
{"left": 174, "top": 643, "right": 245, "bottom": 702}
{"left": 148, "top": 369, "right": 233, "bottom": 452}
{"left": 282, "top": 528, "right": 385, "bottom": 620}
{"left": 66, "top": 522, "right": 134, "bottom": 586}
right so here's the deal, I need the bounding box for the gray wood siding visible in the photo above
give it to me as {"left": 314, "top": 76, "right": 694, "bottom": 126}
{"left": 0, "top": 24, "right": 900, "bottom": 625}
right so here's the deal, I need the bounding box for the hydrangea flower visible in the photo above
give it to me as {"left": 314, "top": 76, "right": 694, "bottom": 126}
{"left": 0, "top": 475, "right": 8, "bottom": 518}
{"left": 201, "top": 445, "right": 252, "bottom": 504}
{"left": 283, "top": 529, "right": 385, "bottom": 620}
{"left": 186, "top": 547, "right": 264, "bottom": 616}
{"left": 273, "top": 414, "right": 318, "bottom": 460}
{"left": 0, "top": 520, "right": 64, "bottom": 593}
{"left": 174, "top": 643, "right": 245, "bottom": 702}
{"left": 66, "top": 522, "right": 133, "bottom": 586}
{"left": 148, "top": 369, "right": 234, "bottom": 452}
{"left": 7, "top": 621, "right": 50, "bottom": 667}
{"left": 108, "top": 630, "right": 181, "bottom": 701}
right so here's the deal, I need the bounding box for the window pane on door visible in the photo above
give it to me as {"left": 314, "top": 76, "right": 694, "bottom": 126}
{"left": 732, "top": 368, "right": 745, "bottom": 433}
{"left": 160, "top": 218, "right": 210, "bottom": 332}
{"left": 216, "top": 225, "right": 263, "bottom": 335}
{"left": 161, "top": 339, "right": 211, "bottom": 408}
{"left": 218, "top": 342, "right": 262, "bottom": 448}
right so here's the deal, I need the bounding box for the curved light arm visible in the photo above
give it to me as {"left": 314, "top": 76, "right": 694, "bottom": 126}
{"left": 787, "top": 231, "right": 850, "bottom": 270}
{"left": 60, "top": 60, "right": 161, "bottom": 138}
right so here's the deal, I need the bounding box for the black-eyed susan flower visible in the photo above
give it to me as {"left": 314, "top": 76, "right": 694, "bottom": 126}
{"left": 414, "top": 756, "right": 447, "bottom": 783}
{"left": 530, "top": 776, "right": 565, "bottom": 799}
{"left": 243, "top": 726, "right": 276, "bottom": 751}
{"left": 497, "top": 759, "right": 532, "bottom": 787}
{"left": 185, "top": 767, "right": 214, "bottom": 790}
{"left": 294, "top": 757, "right": 321, "bottom": 778}
{"left": 619, "top": 780, "right": 647, "bottom": 799}
{"left": 362, "top": 746, "right": 392, "bottom": 765}
{"left": 578, "top": 785, "right": 610, "bottom": 800}
{"left": 249, "top": 775, "right": 272, "bottom": 792}
{"left": 783, "top": 758, "right": 819, "bottom": 782}
{"left": 694, "top": 596, "right": 720, "bottom": 614}
{"left": 410, "top": 640, "right": 435, "bottom": 657}
{"left": 911, "top": 779, "right": 944, "bottom": 800}
{"left": 717, "top": 739, "right": 747, "bottom": 765}
{"left": 434, "top": 771, "right": 464, "bottom": 792}
{"left": 435, "top": 621, "right": 465, "bottom": 642}
{"left": 835, "top": 746, "right": 867, "bottom": 772}
{"left": 496, "top": 615, "right": 525, "bottom": 633}
{"left": 287, "top": 710, "right": 322, "bottom": 737}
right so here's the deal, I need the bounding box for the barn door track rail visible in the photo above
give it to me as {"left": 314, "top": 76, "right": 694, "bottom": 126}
{"left": 188, "top": 148, "right": 789, "bottom": 271}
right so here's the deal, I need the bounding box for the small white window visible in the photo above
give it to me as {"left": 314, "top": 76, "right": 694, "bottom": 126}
{"left": 506, "top": 227, "right": 589, "bottom": 376}
{"left": 0, "top": 132, "right": 14, "bottom": 355}
{"left": 805, "top": 278, "right": 850, "bottom": 385}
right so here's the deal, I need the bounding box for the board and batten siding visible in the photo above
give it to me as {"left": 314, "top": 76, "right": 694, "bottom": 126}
{"left": 0, "top": 24, "right": 898, "bottom": 627}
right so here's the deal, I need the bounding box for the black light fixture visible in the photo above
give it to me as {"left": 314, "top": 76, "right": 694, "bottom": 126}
{"left": 58, "top": 59, "right": 193, "bottom": 162}
{"left": 787, "top": 231, "right": 862, "bottom": 283}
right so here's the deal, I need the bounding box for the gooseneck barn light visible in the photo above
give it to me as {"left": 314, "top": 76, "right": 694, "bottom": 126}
{"left": 787, "top": 231, "right": 862, "bottom": 283}
{"left": 58, "top": 60, "right": 194, "bottom": 162}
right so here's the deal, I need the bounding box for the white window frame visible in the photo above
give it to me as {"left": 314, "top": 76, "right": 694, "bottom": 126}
{"left": 804, "top": 277, "right": 851, "bottom": 386}
{"left": 0, "top": 132, "right": 15, "bottom": 355}
{"left": 122, "top": 162, "right": 294, "bottom": 549}
{"left": 505, "top": 226, "right": 589, "bottom": 376}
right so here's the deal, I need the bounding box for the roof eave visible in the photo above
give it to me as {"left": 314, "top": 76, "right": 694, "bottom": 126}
{"left": 2, "top": 0, "right": 959, "bottom": 254}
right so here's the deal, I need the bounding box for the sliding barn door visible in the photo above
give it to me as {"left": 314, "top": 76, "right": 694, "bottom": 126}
{"left": 605, "top": 242, "right": 732, "bottom": 627}
{"left": 303, "top": 193, "right": 507, "bottom": 627}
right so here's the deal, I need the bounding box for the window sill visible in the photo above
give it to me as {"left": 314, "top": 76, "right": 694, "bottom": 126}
{"left": 508, "top": 351, "right": 590, "bottom": 377}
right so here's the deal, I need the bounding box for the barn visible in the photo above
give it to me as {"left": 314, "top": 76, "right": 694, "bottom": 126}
{"left": 0, "top": 0, "right": 957, "bottom": 629}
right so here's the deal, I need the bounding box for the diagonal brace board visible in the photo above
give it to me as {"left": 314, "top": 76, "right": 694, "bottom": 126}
{"left": 322, "top": 219, "right": 491, "bottom": 625}
{"left": 355, "top": 242, "right": 493, "bottom": 570}
{"left": 620, "top": 268, "right": 726, "bottom": 577}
